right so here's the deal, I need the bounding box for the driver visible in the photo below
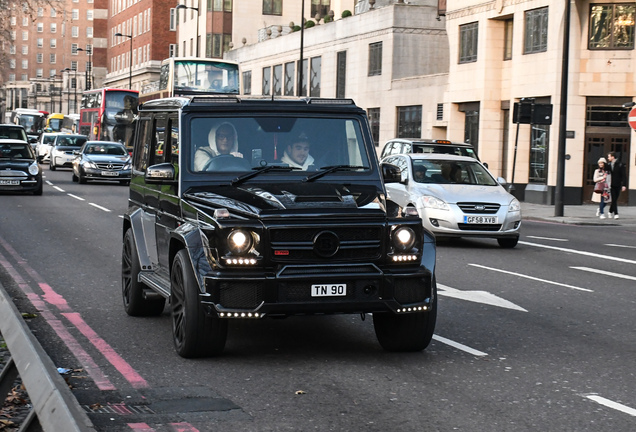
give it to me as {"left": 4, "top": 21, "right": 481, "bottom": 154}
{"left": 194, "top": 122, "right": 243, "bottom": 170}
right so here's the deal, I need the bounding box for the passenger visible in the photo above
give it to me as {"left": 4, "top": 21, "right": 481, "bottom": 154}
{"left": 194, "top": 122, "right": 243, "bottom": 171}
{"left": 413, "top": 166, "right": 427, "bottom": 182}
{"left": 280, "top": 133, "right": 314, "bottom": 170}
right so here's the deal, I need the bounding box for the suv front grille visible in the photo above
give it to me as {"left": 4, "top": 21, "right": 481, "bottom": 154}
{"left": 457, "top": 202, "right": 500, "bottom": 214}
{"left": 269, "top": 226, "right": 382, "bottom": 262}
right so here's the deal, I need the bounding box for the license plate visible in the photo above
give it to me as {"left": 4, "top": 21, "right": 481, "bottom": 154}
{"left": 464, "top": 216, "right": 497, "bottom": 224}
{"left": 311, "top": 284, "right": 347, "bottom": 297}
{"left": 0, "top": 180, "right": 20, "bottom": 185}
{"left": 101, "top": 171, "right": 119, "bottom": 176}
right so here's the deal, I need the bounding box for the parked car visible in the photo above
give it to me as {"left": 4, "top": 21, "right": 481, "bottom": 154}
{"left": 380, "top": 138, "right": 480, "bottom": 161}
{"left": 49, "top": 134, "right": 88, "bottom": 170}
{"left": 71, "top": 141, "right": 131, "bottom": 185}
{"left": 382, "top": 153, "right": 521, "bottom": 248}
{"left": 36, "top": 132, "right": 60, "bottom": 162}
{"left": 0, "top": 139, "right": 43, "bottom": 195}
{"left": 122, "top": 96, "right": 437, "bottom": 358}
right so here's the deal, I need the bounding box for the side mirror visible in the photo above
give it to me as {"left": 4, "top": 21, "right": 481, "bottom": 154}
{"left": 29, "top": 137, "right": 38, "bottom": 144}
{"left": 145, "top": 163, "right": 177, "bottom": 184}
{"left": 381, "top": 163, "right": 401, "bottom": 183}
{"left": 72, "top": 150, "right": 80, "bottom": 155}
{"left": 497, "top": 177, "right": 507, "bottom": 185}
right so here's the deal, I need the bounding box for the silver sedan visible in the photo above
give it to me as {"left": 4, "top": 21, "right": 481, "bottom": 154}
{"left": 382, "top": 153, "right": 521, "bottom": 248}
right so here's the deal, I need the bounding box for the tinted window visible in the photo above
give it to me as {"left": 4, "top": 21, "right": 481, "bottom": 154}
{"left": 415, "top": 159, "right": 496, "bottom": 186}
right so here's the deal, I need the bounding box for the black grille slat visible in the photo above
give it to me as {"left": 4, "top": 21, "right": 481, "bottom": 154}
{"left": 217, "top": 281, "right": 264, "bottom": 308}
{"left": 95, "top": 162, "right": 125, "bottom": 170}
{"left": 457, "top": 202, "right": 500, "bottom": 214}
{"left": 457, "top": 224, "right": 502, "bottom": 231}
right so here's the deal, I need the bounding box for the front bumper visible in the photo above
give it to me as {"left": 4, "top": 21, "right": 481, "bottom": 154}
{"left": 420, "top": 206, "right": 521, "bottom": 239}
{"left": 201, "top": 263, "right": 434, "bottom": 318}
{"left": 82, "top": 167, "right": 132, "bottom": 180}
{"left": 0, "top": 174, "right": 42, "bottom": 193}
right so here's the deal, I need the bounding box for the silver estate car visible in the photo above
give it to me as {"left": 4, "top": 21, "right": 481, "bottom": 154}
{"left": 383, "top": 153, "right": 521, "bottom": 248}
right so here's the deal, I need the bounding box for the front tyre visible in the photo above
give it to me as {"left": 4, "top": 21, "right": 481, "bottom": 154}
{"left": 373, "top": 277, "right": 437, "bottom": 352}
{"left": 497, "top": 236, "right": 519, "bottom": 248}
{"left": 121, "top": 229, "right": 165, "bottom": 316}
{"left": 171, "top": 250, "right": 227, "bottom": 358}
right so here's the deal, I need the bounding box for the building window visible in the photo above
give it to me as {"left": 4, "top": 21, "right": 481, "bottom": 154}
{"left": 459, "top": 22, "right": 478, "bottom": 63}
{"left": 263, "top": 0, "right": 282, "bottom": 15}
{"left": 37, "top": 7, "right": 43, "bottom": 17}
{"left": 223, "top": 34, "right": 232, "bottom": 55}
{"left": 50, "top": 53, "right": 56, "bottom": 64}
{"left": 51, "top": 23, "right": 57, "bottom": 33}
{"left": 37, "top": 23, "right": 43, "bottom": 32}
{"left": 524, "top": 7, "right": 548, "bottom": 54}
{"left": 212, "top": 34, "right": 222, "bottom": 57}
{"left": 336, "top": 50, "right": 346, "bottom": 98}
{"left": 297, "top": 58, "right": 308, "bottom": 97}
{"left": 213, "top": 0, "right": 222, "bottom": 11}
{"left": 311, "top": 0, "right": 330, "bottom": 18}
{"left": 310, "top": 56, "right": 321, "bottom": 97}
{"left": 368, "top": 42, "right": 382, "bottom": 76}
{"left": 22, "top": 60, "right": 28, "bottom": 69}
{"left": 87, "top": 27, "right": 93, "bottom": 38}
{"left": 529, "top": 124, "right": 549, "bottom": 183}
{"left": 37, "top": 53, "right": 43, "bottom": 63}
{"left": 36, "top": 69, "right": 43, "bottom": 78}
{"left": 504, "top": 19, "right": 513, "bottom": 60}
{"left": 243, "top": 71, "right": 252, "bottom": 95}
{"left": 37, "top": 38, "right": 43, "bottom": 48}
{"left": 87, "top": 10, "right": 93, "bottom": 20}
{"left": 71, "top": 61, "right": 78, "bottom": 71}
{"left": 397, "top": 106, "right": 422, "bottom": 138}
{"left": 224, "top": 0, "right": 232, "bottom": 12}
{"left": 72, "top": 44, "right": 78, "bottom": 54}
{"left": 170, "top": 8, "right": 176, "bottom": 30}
{"left": 22, "top": 45, "right": 28, "bottom": 55}
{"left": 22, "top": 17, "right": 28, "bottom": 26}
{"left": 284, "top": 62, "right": 295, "bottom": 96}
{"left": 436, "top": 103, "right": 444, "bottom": 121}
{"left": 262, "top": 66, "right": 271, "bottom": 95}
{"left": 10, "top": 31, "right": 16, "bottom": 40}
{"left": 22, "top": 31, "right": 28, "bottom": 40}
{"left": 589, "top": 4, "right": 635, "bottom": 49}
{"left": 169, "top": 44, "right": 177, "bottom": 57}
{"left": 9, "top": 74, "right": 15, "bottom": 81}
{"left": 272, "top": 64, "right": 282, "bottom": 96}
{"left": 368, "top": 108, "right": 380, "bottom": 147}
{"left": 51, "top": 8, "right": 56, "bottom": 17}
{"left": 10, "top": 60, "right": 16, "bottom": 69}
{"left": 72, "top": 9, "right": 79, "bottom": 20}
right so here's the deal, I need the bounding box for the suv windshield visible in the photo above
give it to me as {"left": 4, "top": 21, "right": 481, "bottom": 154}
{"left": 189, "top": 116, "right": 370, "bottom": 175}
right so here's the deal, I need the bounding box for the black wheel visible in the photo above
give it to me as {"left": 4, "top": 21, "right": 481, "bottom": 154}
{"left": 171, "top": 249, "right": 227, "bottom": 358}
{"left": 373, "top": 277, "right": 437, "bottom": 352}
{"left": 33, "top": 182, "right": 43, "bottom": 196}
{"left": 78, "top": 171, "right": 87, "bottom": 184}
{"left": 121, "top": 229, "right": 165, "bottom": 316}
{"left": 497, "top": 237, "right": 519, "bottom": 248}
{"left": 49, "top": 160, "right": 56, "bottom": 171}
{"left": 119, "top": 180, "right": 130, "bottom": 186}
{"left": 72, "top": 172, "right": 78, "bottom": 182}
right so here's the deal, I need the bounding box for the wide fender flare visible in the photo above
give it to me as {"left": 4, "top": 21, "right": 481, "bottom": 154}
{"left": 171, "top": 222, "right": 212, "bottom": 295}
{"left": 124, "top": 207, "right": 154, "bottom": 270}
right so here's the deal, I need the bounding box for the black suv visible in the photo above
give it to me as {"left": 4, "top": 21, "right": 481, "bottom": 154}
{"left": 122, "top": 96, "right": 437, "bottom": 357}
{"left": 381, "top": 138, "right": 479, "bottom": 161}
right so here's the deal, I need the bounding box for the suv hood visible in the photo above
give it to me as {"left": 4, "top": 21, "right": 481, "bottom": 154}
{"left": 184, "top": 182, "right": 386, "bottom": 217}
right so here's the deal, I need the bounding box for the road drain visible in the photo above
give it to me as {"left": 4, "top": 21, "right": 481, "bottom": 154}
{"left": 83, "top": 403, "right": 155, "bottom": 415}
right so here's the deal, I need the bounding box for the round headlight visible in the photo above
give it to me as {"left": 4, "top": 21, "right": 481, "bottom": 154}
{"left": 227, "top": 229, "right": 253, "bottom": 254}
{"left": 28, "top": 162, "right": 39, "bottom": 176}
{"left": 393, "top": 227, "right": 415, "bottom": 252}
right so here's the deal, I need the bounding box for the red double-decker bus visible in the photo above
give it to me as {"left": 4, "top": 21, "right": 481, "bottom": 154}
{"left": 79, "top": 88, "right": 139, "bottom": 151}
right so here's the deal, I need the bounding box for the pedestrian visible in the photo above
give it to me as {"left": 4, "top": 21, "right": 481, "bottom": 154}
{"left": 592, "top": 157, "right": 611, "bottom": 219}
{"left": 606, "top": 151, "right": 627, "bottom": 219}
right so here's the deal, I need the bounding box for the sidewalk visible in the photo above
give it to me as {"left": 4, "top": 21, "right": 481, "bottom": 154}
{"left": 521, "top": 202, "right": 636, "bottom": 226}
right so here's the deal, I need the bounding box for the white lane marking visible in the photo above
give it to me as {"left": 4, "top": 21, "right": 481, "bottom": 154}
{"left": 118, "top": 215, "right": 124, "bottom": 219}
{"left": 469, "top": 264, "right": 593, "bottom": 293}
{"left": 433, "top": 335, "right": 488, "bottom": 357}
{"left": 67, "top": 194, "right": 85, "bottom": 201}
{"left": 520, "top": 241, "right": 636, "bottom": 265}
{"left": 45, "top": 180, "right": 54, "bottom": 185}
{"left": 438, "top": 283, "right": 528, "bottom": 311}
{"left": 53, "top": 186, "right": 65, "bottom": 192}
{"left": 585, "top": 395, "right": 636, "bottom": 417}
{"left": 604, "top": 243, "right": 636, "bottom": 249}
{"left": 89, "top": 203, "right": 111, "bottom": 212}
{"left": 526, "top": 236, "right": 568, "bottom": 242}
{"left": 571, "top": 266, "right": 636, "bottom": 281}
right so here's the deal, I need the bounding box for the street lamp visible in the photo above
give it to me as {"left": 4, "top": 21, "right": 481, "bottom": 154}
{"left": 62, "top": 68, "right": 72, "bottom": 115}
{"left": 176, "top": 2, "right": 200, "bottom": 57}
{"left": 76, "top": 47, "right": 93, "bottom": 90}
{"left": 115, "top": 33, "right": 133, "bottom": 89}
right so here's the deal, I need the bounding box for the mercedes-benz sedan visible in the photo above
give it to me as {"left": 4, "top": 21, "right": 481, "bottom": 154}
{"left": 382, "top": 153, "right": 521, "bottom": 248}
{"left": 71, "top": 141, "right": 131, "bottom": 185}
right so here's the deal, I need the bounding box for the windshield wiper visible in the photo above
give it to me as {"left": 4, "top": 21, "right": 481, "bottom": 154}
{"left": 303, "top": 165, "right": 368, "bottom": 182}
{"left": 231, "top": 165, "right": 300, "bottom": 185}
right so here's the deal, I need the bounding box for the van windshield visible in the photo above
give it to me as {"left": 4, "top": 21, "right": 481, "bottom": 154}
{"left": 189, "top": 116, "right": 371, "bottom": 175}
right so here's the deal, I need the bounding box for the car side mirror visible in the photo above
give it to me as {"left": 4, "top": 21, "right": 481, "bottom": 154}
{"left": 72, "top": 150, "right": 80, "bottom": 155}
{"left": 29, "top": 137, "right": 38, "bottom": 143}
{"left": 145, "top": 162, "right": 177, "bottom": 184}
{"left": 381, "top": 163, "right": 401, "bottom": 183}
{"left": 497, "top": 177, "right": 507, "bottom": 185}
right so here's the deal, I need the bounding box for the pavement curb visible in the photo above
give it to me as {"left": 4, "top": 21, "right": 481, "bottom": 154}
{"left": 0, "top": 282, "right": 95, "bottom": 432}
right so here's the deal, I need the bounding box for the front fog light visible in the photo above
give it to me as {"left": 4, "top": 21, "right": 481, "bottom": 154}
{"left": 227, "top": 229, "right": 253, "bottom": 254}
{"left": 393, "top": 227, "right": 415, "bottom": 251}
{"left": 28, "top": 162, "right": 39, "bottom": 175}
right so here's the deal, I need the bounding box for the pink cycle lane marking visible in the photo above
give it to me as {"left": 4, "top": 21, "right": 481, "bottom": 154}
{"left": 0, "top": 235, "right": 147, "bottom": 390}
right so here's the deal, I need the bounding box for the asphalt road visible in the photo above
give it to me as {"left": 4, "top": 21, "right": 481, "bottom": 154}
{"left": 1, "top": 168, "right": 635, "bottom": 431}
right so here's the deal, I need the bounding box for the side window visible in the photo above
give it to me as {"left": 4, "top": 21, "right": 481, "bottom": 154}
{"left": 152, "top": 115, "right": 167, "bottom": 166}
{"left": 134, "top": 117, "right": 152, "bottom": 171}
{"left": 168, "top": 115, "right": 179, "bottom": 165}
